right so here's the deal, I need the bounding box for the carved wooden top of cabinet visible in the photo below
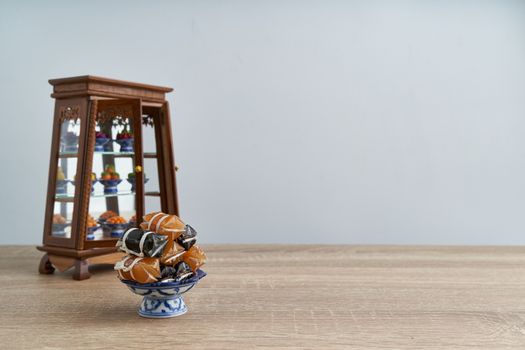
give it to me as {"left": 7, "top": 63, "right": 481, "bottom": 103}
{"left": 49, "top": 75, "right": 173, "bottom": 103}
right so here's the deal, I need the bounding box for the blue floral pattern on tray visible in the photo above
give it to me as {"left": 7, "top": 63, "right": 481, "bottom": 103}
{"left": 115, "top": 138, "right": 134, "bottom": 153}
{"left": 52, "top": 223, "right": 70, "bottom": 237}
{"left": 94, "top": 137, "right": 110, "bottom": 152}
{"left": 86, "top": 225, "right": 100, "bottom": 240}
{"left": 121, "top": 269, "right": 207, "bottom": 318}
{"left": 55, "top": 179, "right": 69, "bottom": 195}
{"left": 102, "top": 222, "right": 128, "bottom": 238}
{"left": 99, "top": 179, "right": 122, "bottom": 194}
{"left": 127, "top": 177, "right": 149, "bottom": 192}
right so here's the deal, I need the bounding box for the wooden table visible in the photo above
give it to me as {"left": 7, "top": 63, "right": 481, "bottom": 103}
{"left": 1, "top": 245, "right": 525, "bottom": 349}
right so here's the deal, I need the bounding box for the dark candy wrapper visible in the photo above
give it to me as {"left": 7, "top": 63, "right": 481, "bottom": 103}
{"left": 174, "top": 262, "right": 194, "bottom": 281}
{"left": 160, "top": 262, "right": 193, "bottom": 282}
{"left": 160, "top": 265, "right": 177, "bottom": 280}
{"left": 177, "top": 225, "right": 197, "bottom": 250}
{"left": 117, "top": 228, "right": 168, "bottom": 258}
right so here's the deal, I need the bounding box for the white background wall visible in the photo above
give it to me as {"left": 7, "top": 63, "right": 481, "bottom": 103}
{"left": 1, "top": 0, "right": 524, "bottom": 245}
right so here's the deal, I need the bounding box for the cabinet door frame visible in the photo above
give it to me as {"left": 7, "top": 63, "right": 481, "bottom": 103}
{"left": 82, "top": 98, "right": 144, "bottom": 249}
{"left": 43, "top": 97, "right": 90, "bottom": 249}
{"left": 159, "top": 101, "right": 179, "bottom": 215}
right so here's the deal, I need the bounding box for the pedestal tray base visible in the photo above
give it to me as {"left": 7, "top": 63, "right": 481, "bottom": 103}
{"left": 138, "top": 296, "right": 187, "bottom": 318}
{"left": 121, "top": 269, "right": 206, "bottom": 319}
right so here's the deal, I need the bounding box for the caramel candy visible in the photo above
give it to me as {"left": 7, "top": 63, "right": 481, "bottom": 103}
{"left": 114, "top": 256, "right": 161, "bottom": 284}
{"left": 183, "top": 245, "right": 207, "bottom": 272}
{"left": 160, "top": 240, "right": 186, "bottom": 266}
{"left": 140, "top": 212, "right": 186, "bottom": 239}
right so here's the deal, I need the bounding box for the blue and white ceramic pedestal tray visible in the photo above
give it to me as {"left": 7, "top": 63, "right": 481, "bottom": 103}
{"left": 63, "top": 144, "right": 78, "bottom": 153}
{"left": 55, "top": 180, "right": 69, "bottom": 195}
{"left": 86, "top": 225, "right": 100, "bottom": 240}
{"left": 99, "top": 179, "right": 122, "bottom": 194}
{"left": 62, "top": 132, "right": 79, "bottom": 152}
{"left": 52, "top": 223, "right": 70, "bottom": 237}
{"left": 121, "top": 269, "right": 206, "bottom": 318}
{"left": 94, "top": 137, "right": 110, "bottom": 152}
{"left": 116, "top": 138, "right": 134, "bottom": 153}
{"left": 127, "top": 177, "right": 149, "bottom": 192}
{"left": 103, "top": 223, "right": 128, "bottom": 238}
{"left": 103, "top": 140, "right": 114, "bottom": 152}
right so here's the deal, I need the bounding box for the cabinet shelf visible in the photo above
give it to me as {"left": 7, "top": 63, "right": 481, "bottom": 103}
{"left": 55, "top": 190, "right": 135, "bottom": 202}
{"left": 59, "top": 151, "right": 157, "bottom": 158}
{"left": 55, "top": 191, "right": 160, "bottom": 201}
{"left": 59, "top": 151, "right": 136, "bottom": 158}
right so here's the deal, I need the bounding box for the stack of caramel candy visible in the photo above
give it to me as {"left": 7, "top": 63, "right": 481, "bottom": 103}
{"left": 114, "top": 212, "right": 207, "bottom": 284}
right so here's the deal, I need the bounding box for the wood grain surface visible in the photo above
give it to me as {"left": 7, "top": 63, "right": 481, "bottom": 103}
{"left": 1, "top": 245, "right": 525, "bottom": 349}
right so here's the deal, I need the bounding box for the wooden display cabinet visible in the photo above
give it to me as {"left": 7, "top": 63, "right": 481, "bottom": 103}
{"left": 37, "top": 75, "right": 179, "bottom": 280}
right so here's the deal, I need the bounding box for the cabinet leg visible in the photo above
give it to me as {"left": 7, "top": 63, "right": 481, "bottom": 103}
{"left": 73, "top": 259, "right": 91, "bottom": 280}
{"left": 38, "top": 254, "right": 55, "bottom": 274}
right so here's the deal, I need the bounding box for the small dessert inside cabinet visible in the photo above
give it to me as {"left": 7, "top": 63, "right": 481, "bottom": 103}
{"left": 38, "top": 76, "right": 180, "bottom": 280}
